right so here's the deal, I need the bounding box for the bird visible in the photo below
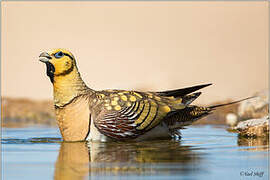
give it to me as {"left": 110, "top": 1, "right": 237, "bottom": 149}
{"left": 39, "top": 48, "right": 251, "bottom": 142}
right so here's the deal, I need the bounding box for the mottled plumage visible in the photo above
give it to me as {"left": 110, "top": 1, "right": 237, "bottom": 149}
{"left": 88, "top": 89, "right": 208, "bottom": 140}
{"left": 39, "top": 49, "right": 247, "bottom": 142}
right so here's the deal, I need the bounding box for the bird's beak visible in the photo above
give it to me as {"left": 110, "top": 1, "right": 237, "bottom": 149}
{"left": 39, "top": 52, "right": 52, "bottom": 63}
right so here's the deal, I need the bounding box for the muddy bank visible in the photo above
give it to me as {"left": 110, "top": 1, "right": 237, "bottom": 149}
{"left": 1, "top": 97, "right": 56, "bottom": 127}
{"left": 1, "top": 94, "right": 268, "bottom": 128}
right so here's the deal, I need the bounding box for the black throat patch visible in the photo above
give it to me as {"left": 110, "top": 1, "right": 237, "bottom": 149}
{"left": 45, "top": 62, "right": 55, "bottom": 83}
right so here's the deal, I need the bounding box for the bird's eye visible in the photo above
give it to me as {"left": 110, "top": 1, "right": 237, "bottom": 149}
{"left": 54, "top": 51, "right": 64, "bottom": 58}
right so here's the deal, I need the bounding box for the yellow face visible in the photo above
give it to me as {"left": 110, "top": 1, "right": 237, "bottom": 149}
{"left": 39, "top": 48, "right": 76, "bottom": 82}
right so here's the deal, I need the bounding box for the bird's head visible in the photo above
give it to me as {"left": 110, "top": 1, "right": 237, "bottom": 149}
{"left": 39, "top": 48, "right": 76, "bottom": 83}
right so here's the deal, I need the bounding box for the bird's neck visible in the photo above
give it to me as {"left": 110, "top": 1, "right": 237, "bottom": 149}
{"left": 53, "top": 67, "right": 91, "bottom": 107}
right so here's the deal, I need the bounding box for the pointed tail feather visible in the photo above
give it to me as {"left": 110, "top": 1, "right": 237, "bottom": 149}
{"left": 208, "top": 96, "right": 256, "bottom": 109}
{"left": 166, "top": 96, "right": 256, "bottom": 129}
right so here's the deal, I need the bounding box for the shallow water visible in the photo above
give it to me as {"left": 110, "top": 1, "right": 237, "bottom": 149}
{"left": 2, "top": 126, "right": 269, "bottom": 180}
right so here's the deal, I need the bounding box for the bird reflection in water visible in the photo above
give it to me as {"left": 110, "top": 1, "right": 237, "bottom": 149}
{"left": 54, "top": 140, "right": 202, "bottom": 180}
{"left": 54, "top": 142, "right": 90, "bottom": 180}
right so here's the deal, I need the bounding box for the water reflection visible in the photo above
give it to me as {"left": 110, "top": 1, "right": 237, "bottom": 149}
{"left": 237, "top": 136, "right": 269, "bottom": 151}
{"left": 54, "top": 142, "right": 90, "bottom": 180}
{"left": 54, "top": 140, "right": 203, "bottom": 180}
{"left": 2, "top": 126, "right": 269, "bottom": 180}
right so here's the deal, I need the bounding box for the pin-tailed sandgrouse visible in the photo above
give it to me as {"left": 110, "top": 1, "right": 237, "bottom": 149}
{"left": 39, "top": 49, "right": 249, "bottom": 142}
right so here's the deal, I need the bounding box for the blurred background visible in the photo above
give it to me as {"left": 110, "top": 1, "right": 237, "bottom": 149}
{"left": 2, "top": 1, "right": 268, "bottom": 102}
{"left": 1, "top": 1, "right": 268, "bottom": 127}
{"left": 1, "top": 3, "right": 269, "bottom": 179}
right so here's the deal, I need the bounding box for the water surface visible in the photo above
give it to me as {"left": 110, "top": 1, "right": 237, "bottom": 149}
{"left": 2, "top": 126, "right": 269, "bottom": 180}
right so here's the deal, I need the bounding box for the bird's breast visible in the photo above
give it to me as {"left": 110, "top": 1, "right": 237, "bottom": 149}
{"left": 55, "top": 96, "right": 90, "bottom": 141}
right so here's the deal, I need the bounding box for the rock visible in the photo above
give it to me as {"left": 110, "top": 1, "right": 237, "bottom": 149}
{"left": 238, "top": 91, "right": 268, "bottom": 120}
{"left": 234, "top": 116, "right": 269, "bottom": 138}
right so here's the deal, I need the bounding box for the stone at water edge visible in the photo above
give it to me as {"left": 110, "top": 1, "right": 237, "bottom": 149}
{"left": 233, "top": 116, "right": 269, "bottom": 138}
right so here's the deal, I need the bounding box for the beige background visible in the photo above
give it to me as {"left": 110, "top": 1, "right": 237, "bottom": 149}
{"left": 1, "top": 1, "right": 268, "bottom": 104}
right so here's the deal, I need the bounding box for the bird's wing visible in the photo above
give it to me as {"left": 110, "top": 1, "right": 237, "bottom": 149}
{"left": 92, "top": 90, "right": 186, "bottom": 140}
{"left": 156, "top": 83, "right": 212, "bottom": 98}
